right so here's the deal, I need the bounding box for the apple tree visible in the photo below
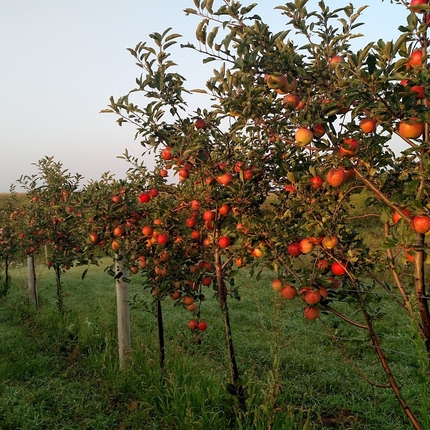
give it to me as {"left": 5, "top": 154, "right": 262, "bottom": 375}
{"left": 104, "top": 0, "right": 430, "bottom": 427}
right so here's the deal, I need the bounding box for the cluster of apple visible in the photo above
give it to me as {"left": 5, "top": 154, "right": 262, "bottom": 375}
{"left": 272, "top": 279, "right": 331, "bottom": 320}
{"left": 271, "top": 233, "right": 348, "bottom": 320}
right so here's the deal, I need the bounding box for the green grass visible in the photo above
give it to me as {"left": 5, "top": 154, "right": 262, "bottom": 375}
{"left": 0, "top": 261, "right": 429, "bottom": 429}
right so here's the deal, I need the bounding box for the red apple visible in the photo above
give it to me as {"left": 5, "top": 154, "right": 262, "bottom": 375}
{"left": 299, "top": 238, "right": 315, "bottom": 254}
{"left": 326, "top": 168, "right": 346, "bottom": 187}
{"left": 216, "top": 172, "right": 233, "bottom": 186}
{"left": 304, "top": 306, "right": 320, "bottom": 320}
{"left": 412, "top": 215, "right": 430, "bottom": 233}
{"left": 288, "top": 242, "right": 302, "bottom": 257}
{"left": 408, "top": 50, "right": 423, "bottom": 68}
{"left": 392, "top": 208, "right": 412, "bottom": 224}
{"left": 218, "top": 236, "right": 231, "bottom": 248}
{"left": 410, "top": 0, "right": 428, "bottom": 13}
{"left": 329, "top": 55, "right": 343, "bottom": 66}
{"left": 195, "top": 118, "right": 206, "bottom": 129}
{"left": 313, "top": 123, "right": 326, "bottom": 138}
{"left": 157, "top": 234, "right": 169, "bottom": 245}
{"left": 282, "top": 94, "right": 300, "bottom": 108}
{"left": 310, "top": 176, "right": 323, "bottom": 188}
{"left": 272, "top": 279, "right": 283, "bottom": 291}
{"left": 398, "top": 118, "right": 424, "bottom": 139}
{"left": 339, "top": 138, "right": 360, "bottom": 157}
{"left": 359, "top": 118, "right": 376, "bottom": 133}
{"left": 161, "top": 146, "right": 174, "bottom": 161}
{"left": 281, "top": 285, "right": 297, "bottom": 300}
{"left": 139, "top": 193, "right": 151, "bottom": 203}
{"left": 332, "top": 261, "right": 347, "bottom": 276}
{"left": 322, "top": 235, "right": 338, "bottom": 250}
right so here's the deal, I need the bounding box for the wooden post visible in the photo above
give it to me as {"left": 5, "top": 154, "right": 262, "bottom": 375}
{"left": 115, "top": 250, "right": 131, "bottom": 369}
{"left": 27, "top": 255, "right": 38, "bottom": 309}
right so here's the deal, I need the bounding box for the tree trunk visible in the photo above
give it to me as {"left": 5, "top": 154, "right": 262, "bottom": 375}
{"left": 54, "top": 264, "right": 64, "bottom": 315}
{"left": 115, "top": 251, "right": 131, "bottom": 369}
{"left": 27, "top": 255, "right": 38, "bottom": 309}
{"left": 156, "top": 298, "right": 165, "bottom": 372}
{"left": 214, "top": 246, "right": 245, "bottom": 408}
{"left": 414, "top": 233, "right": 430, "bottom": 355}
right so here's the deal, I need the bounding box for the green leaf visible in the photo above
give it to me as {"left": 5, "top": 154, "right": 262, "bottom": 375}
{"left": 165, "top": 33, "right": 182, "bottom": 42}
{"left": 184, "top": 8, "right": 198, "bottom": 15}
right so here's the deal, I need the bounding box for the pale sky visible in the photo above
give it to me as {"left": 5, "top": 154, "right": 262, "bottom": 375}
{"left": 0, "top": 1, "right": 405, "bottom": 192}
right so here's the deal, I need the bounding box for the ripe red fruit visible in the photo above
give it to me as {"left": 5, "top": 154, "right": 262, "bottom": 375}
{"left": 322, "top": 235, "right": 338, "bottom": 249}
{"left": 89, "top": 233, "right": 99, "bottom": 244}
{"left": 313, "top": 123, "right": 326, "bottom": 138}
{"left": 186, "top": 217, "right": 197, "bottom": 228}
{"left": 408, "top": 50, "right": 423, "bottom": 68}
{"left": 411, "top": 85, "right": 425, "bottom": 98}
{"left": 218, "top": 204, "right": 231, "bottom": 216}
{"left": 142, "top": 225, "right": 153, "bottom": 237}
{"left": 148, "top": 188, "right": 158, "bottom": 197}
{"left": 282, "top": 93, "right": 300, "bottom": 108}
{"left": 188, "top": 319, "right": 198, "bottom": 330}
{"left": 310, "top": 176, "right": 323, "bottom": 188}
{"left": 326, "top": 168, "right": 346, "bottom": 187}
{"left": 299, "top": 238, "right": 314, "bottom": 254}
{"left": 191, "top": 230, "right": 201, "bottom": 240}
{"left": 332, "top": 261, "right": 347, "bottom": 276}
{"left": 272, "top": 279, "right": 283, "bottom": 291}
{"left": 139, "top": 193, "right": 151, "bottom": 203}
{"left": 191, "top": 200, "right": 201, "bottom": 211}
{"left": 287, "top": 242, "right": 302, "bottom": 257}
{"left": 317, "top": 259, "right": 330, "bottom": 270}
{"left": 359, "top": 118, "right": 376, "bottom": 133}
{"left": 284, "top": 184, "right": 296, "bottom": 193}
{"left": 203, "top": 211, "right": 214, "bottom": 223}
{"left": 216, "top": 172, "right": 233, "bottom": 186}
{"left": 392, "top": 208, "right": 412, "bottom": 224}
{"left": 412, "top": 215, "right": 430, "bottom": 233}
{"left": 201, "top": 276, "right": 212, "bottom": 286}
{"left": 398, "top": 118, "right": 424, "bottom": 139}
{"left": 339, "top": 138, "right": 359, "bottom": 157}
{"left": 179, "top": 168, "right": 190, "bottom": 179}
{"left": 218, "top": 237, "right": 231, "bottom": 248}
{"left": 329, "top": 55, "right": 343, "bottom": 66}
{"left": 195, "top": 118, "right": 206, "bottom": 129}
{"left": 113, "top": 226, "right": 125, "bottom": 237}
{"left": 111, "top": 195, "right": 121, "bottom": 204}
{"left": 161, "top": 146, "right": 174, "bottom": 161}
{"left": 281, "top": 285, "right": 297, "bottom": 300}
{"left": 304, "top": 306, "right": 320, "bottom": 320}
{"left": 157, "top": 234, "right": 169, "bottom": 245}
{"left": 304, "top": 290, "right": 321, "bottom": 305}
{"left": 410, "top": 0, "right": 428, "bottom": 12}
{"left": 198, "top": 321, "right": 208, "bottom": 331}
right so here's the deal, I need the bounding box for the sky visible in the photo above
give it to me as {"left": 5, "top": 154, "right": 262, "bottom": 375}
{"left": 0, "top": 0, "right": 406, "bottom": 192}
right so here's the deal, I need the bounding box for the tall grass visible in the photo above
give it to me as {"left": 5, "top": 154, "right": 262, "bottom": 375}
{"left": 0, "top": 259, "right": 428, "bottom": 429}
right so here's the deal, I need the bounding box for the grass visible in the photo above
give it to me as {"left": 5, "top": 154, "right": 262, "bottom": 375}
{"left": 0, "top": 260, "right": 429, "bottom": 429}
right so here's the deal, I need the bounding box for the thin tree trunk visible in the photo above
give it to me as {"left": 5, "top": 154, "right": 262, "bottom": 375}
{"left": 414, "top": 233, "right": 430, "bottom": 355}
{"left": 156, "top": 298, "right": 165, "bottom": 372}
{"left": 214, "top": 246, "right": 245, "bottom": 409}
{"left": 55, "top": 264, "right": 64, "bottom": 315}
{"left": 352, "top": 281, "right": 423, "bottom": 429}
{"left": 27, "top": 255, "right": 38, "bottom": 309}
{"left": 115, "top": 251, "right": 131, "bottom": 369}
{"left": 2, "top": 257, "right": 11, "bottom": 296}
